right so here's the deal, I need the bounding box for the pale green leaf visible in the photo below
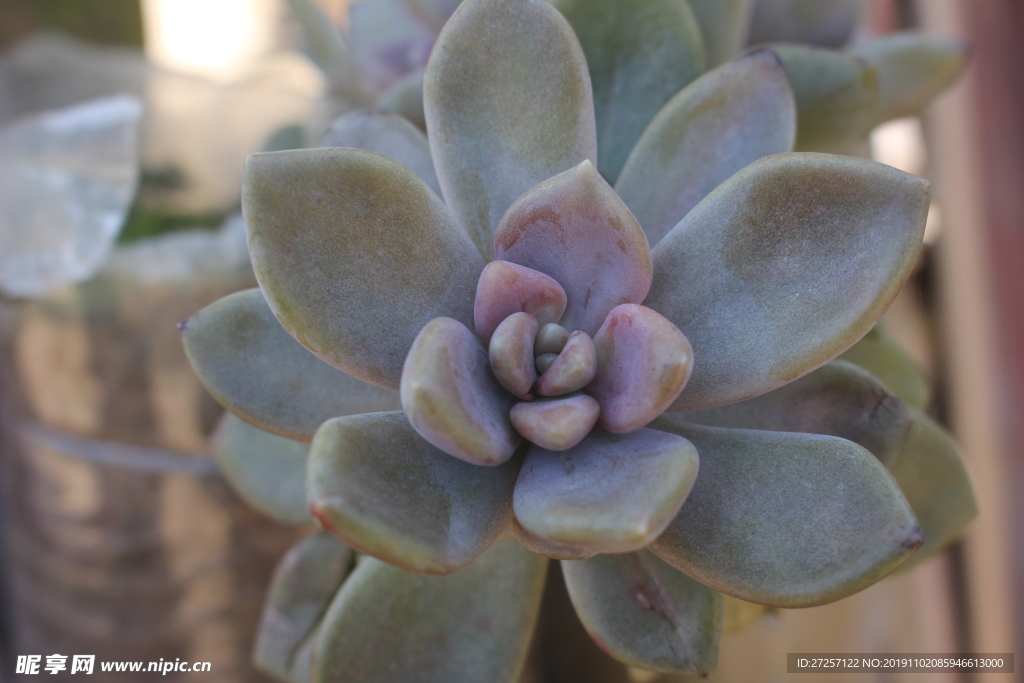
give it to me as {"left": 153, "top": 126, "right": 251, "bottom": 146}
{"left": 747, "top": 0, "right": 860, "bottom": 49}
{"left": 839, "top": 326, "right": 931, "bottom": 410}
{"left": 687, "top": 0, "right": 754, "bottom": 67}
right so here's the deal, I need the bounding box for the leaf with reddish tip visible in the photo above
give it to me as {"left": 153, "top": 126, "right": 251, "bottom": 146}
{"left": 244, "top": 148, "right": 483, "bottom": 390}
{"left": 747, "top": 0, "right": 860, "bottom": 49}
{"left": 514, "top": 429, "right": 698, "bottom": 555}
{"left": 255, "top": 533, "right": 353, "bottom": 681}
{"left": 677, "top": 360, "right": 911, "bottom": 465}
{"left": 552, "top": 0, "right": 705, "bottom": 183}
{"left": 839, "top": 326, "right": 931, "bottom": 410}
{"left": 562, "top": 552, "right": 721, "bottom": 675}
{"left": 475, "top": 261, "right": 567, "bottom": 346}
{"left": 308, "top": 412, "right": 521, "bottom": 574}
{"left": 688, "top": 0, "right": 754, "bottom": 67}
{"left": 891, "top": 407, "right": 977, "bottom": 570}
{"left": 588, "top": 305, "right": 692, "bottom": 433}
{"left": 511, "top": 517, "right": 593, "bottom": 561}
{"left": 852, "top": 32, "right": 967, "bottom": 124}
{"left": 212, "top": 414, "right": 311, "bottom": 525}
{"left": 490, "top": 312, "right": 540, "bottom": 401}
{"left": 313, "top": 538, "right": 547, "bottom": 683}
{"left": 510, "top": 393, "right": 600, "bottom": 452}
{"left": 319, "top": 110, "right": 441, "bottom": 195}
{"left": 616, "top": 50, "right": 796, "bottom": 246}
{"left": 402, "top": 317, "right": 521, "bottom": 466}
{"left": 769, "top": 44, "right": 880, "bottom": 153}
{"left": 425, "top": 0, "right": 597, "bottom": 258}
{"left": 646, "top": 153, "right": 929, "bottom": 411}
{"left": 649, "top": 419, "right": 921, "bottom": 608}
{"left": 537, "top": 331, "right": 597, "bottom": 397}
{"left": 495, "top": 161, "right": 652, "bottom": 336}
{"left": 182, "top": 289, "right": 400, "bottom": 442}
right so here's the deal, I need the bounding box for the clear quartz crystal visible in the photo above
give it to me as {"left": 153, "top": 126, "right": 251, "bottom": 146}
{"left": 0, "top": 94, "right": 142, "bottom": 298}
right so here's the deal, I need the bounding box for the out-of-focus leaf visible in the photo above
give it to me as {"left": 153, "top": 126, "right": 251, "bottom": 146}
{"left": 255, "top": 533, "right": 353, "bottom": 682}
{"left": 494, "top": 161, "right": 652, "bottom": 336}
{"left": 721, "top": 595, "right": 768, "bottom": 634}
{"left": 376, "top": 67, "right": 428, "bottom": 130}
{"left": 308, "top": 412, "right": 520, "bottom": 574}
{"left": 649, "top": 419, "right": 921, "bottom": 608}
{"left": 562, "top": 552, "right": 721, "bottom": 675}
{"left": 891, "top": 407, "right": 977, "bottom": 570}
{"left": 678, "top": 360, "right": 911, "bottom": 465}
{"left": 645, "top": 153, "right": 929, "bottom": 411}
{"left": 425, "top": 0, "right": 597, "bottom": 258}
{"left": 747, "top": 0, "right": 860, "bottom": 49}
{"left": 244, "top": 148, "right": 483, "bottom": 390}
{"left": 770, "top": 44, "right": 880, "bottom": 153}
{"left": 852, "top": 32, "right": 968, "bottom": 123}
{"left": 212, "top": 414, "right": 311, "bottom": 525}
{"left": 616, "top": 50, "right": 795, "bottom": 246}
{"left": 687, "top": 0, "right": 754, "bottom": 67}
{"left": 312, "top": 538, "right": 547, "bottom": 683}
{"left": 553, "top": 0, "right": 705, "bottom": 183}
{"left": 286, "top": 0, "right": 372, "bottom": 103}
{"left": 181, "top": 289, "right": 400, "bottom": 441}
{"left": 839, "top": 326, "right": 931, "bottom": 410}
{"left": 513, "top": 428, "right": 698, "bottom": 554}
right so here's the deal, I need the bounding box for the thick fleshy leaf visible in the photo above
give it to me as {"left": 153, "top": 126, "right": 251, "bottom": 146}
{"left": 588, "top": 304, "right": 693, "bottom": 433}
{"left": 852, "top": 32, "right": 968, "bottom": 123}
{"left": 308, "top": 412, "right": 520, "bottom": 574}
{"left": 255, "top": 533, "right": 353, "bottom": 681}
{"left": 677, "top": 360, "right": 911, "bottom": 465}
{"left": 535, "top": 323, "right": 570, "bottom": 355}
{"left": 553, "top": 0, "right": 705, "bottom": 183}
{"left": 424, "top": 0, "right": 597, "bottom": 258}
{"left": 646, "top": 153, "right": 929, "bottom": 411}
{"left": 402, "top": 317, "right": 521, "bottom": 465}
{"left": 181, "top": 289, "right": 400, "bottom": 441}
{"left": 212, "top": 414, "right": 311, "bottom": 525}
{"left": 475, "top": 261, "right": 567, "bottom": 346}
{"left": 495, "top": 161, "right": 652, "bottom": 336}
{"left": 511, "top": 517, "right": 593, "bottom": 561}
{"left": 649, "top": 419, "right": 921, "bottom": 607}
{"left": 318, "top": 110, "right": 441, "bottom": 195}
{"left": 537, "top": 330, "right": 596, "bottom": 397}
{"left": 770, "top": 44, "right": 881, "bottom": 153}
{"left": 839, "top": 326, "right": 931, "bottom": 410}
{"left": 891, "top": 408, "right": 977, "bottom": 570}
{"left": 510, "top": 393, "right": 600, "bottom": 452}
{"left": 244, "top": 148, "right": 483, "bottom": 390}
{"left": 313, "top": 538, "right": 547, "bottom": 683}
{"left": 490, "top": 312, "right": 540, "bottom": 401}
{"left": 747, "top": 0, "right": 860, "bottom": 49}
{"left": 616, "top": 50, "right": 796, "bottom": 246}
{"left": 688, "top": 0, "right": 754, "bottom": 67}
{"left": 514, "top": 429, "right": 698, "bottom": 554}
{"left": 376, "top": 68, "right": 428, "bottom": 130}
{"left": 562, "top": 552, "right": 721, "bottom": 675}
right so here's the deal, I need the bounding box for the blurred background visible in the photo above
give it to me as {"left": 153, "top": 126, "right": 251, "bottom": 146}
{"left": 0, "top": 0, "right": 1021, "bottom": 681}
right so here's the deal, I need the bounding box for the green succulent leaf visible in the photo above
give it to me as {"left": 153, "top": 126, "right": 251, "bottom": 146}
{"left": 677, "top": 360, "right": 911, "bottom": 465}
{"left": 255, "top": 532, "right": 354, "bottom": 682}
{"left": 649, "top": 419, "right": 921, "bottom": 608}
{"left": 513, "top": 428, "right": 699, "bottom": 555}
{"left": 852, "top": 32, "right": 968, "bottom": 123}
{"left": 213, "top": 414, "right": 311, "bottom": 525}
{"left": 891, "top": 407, "right": 977, "bottom": 570}
{"left": 687, "top": 0, "right": 754, "bottom": 67}
{"left": 511, "top": 517, "right": 593, "bottom": 560}
{"left": 616, "top": 49, "right": 796, "bottom": 246}
{"left": 376, "top": 68, "right": 428, "bottom": 130}
{"left": 244, "top": 148, "right": 483, "bottom": 390}
{"left": 769, "top": 44, "right": 881, "bottom": 153}
{"left": 181, "top": 289, "right": 400, "bottom": 441}
{"left": 645, "top": 153, "right": 929, "bottom": 411}
{"left": 313, "top": 538, "right": 547, "bottom": 683}
{"left": 308, "top": 412, "right": 520, "bottom": 574}
{"left": 552, "top": 0, "right": 705, "bottom": 184}
{"left": 839, "top": 326, "right": 931, "bottom": 410}
{"left": 319, "top": 110, "right": 441, "bottom": 195}
{"left": 747, "top": 0, "right": 860, "bottom": 49}
{"left": 424, "top": 0, "right": 597, "bottom": 258}
{"left": 562, "top": 552, "right": 722, "bottom": 675}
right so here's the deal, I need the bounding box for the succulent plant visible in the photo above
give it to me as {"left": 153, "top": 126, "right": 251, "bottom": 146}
{"left": 183, "top": 0, "right": 976, "bottom": 680}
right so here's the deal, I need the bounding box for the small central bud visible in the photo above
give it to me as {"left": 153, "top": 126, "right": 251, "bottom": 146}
{"left": 536, "top": 330, "right": 596, "bottom": 396}
{"left": 535, "top": 323, "right": 569, "bottom": 355}
{"left": 536, "top": 353, "right": 559, "bottom": 374}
